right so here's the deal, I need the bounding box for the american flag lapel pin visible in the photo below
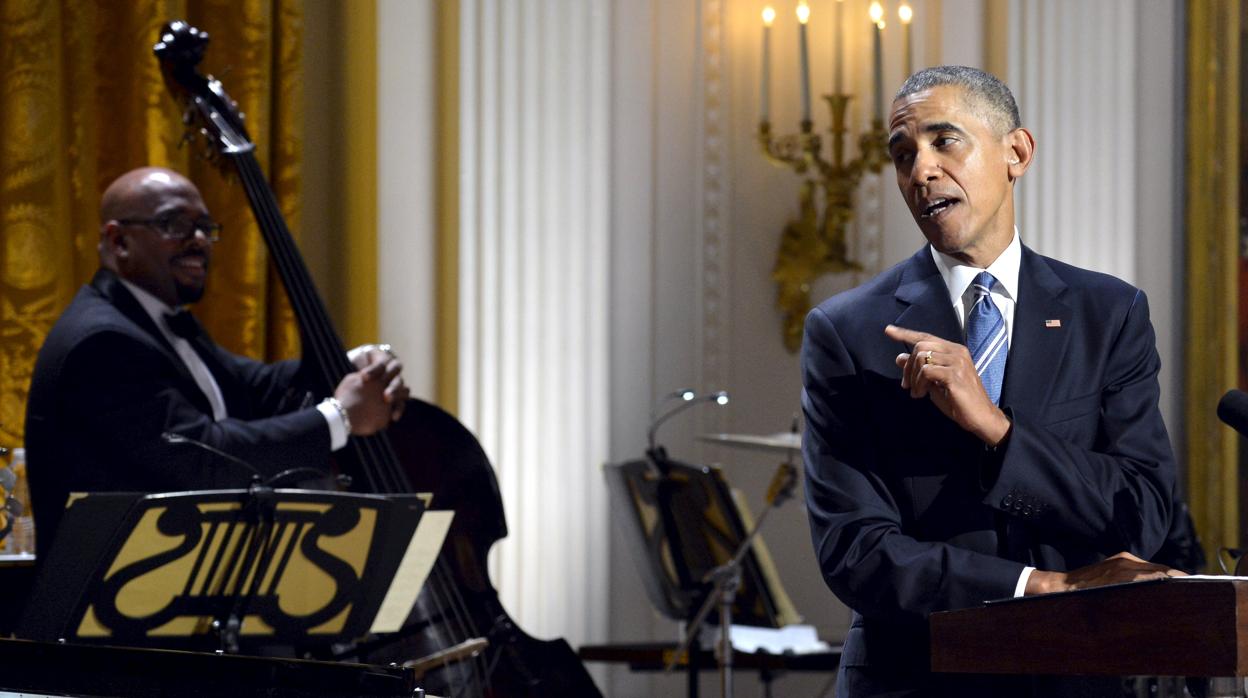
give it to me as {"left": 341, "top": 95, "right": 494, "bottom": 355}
{"left": 1044, "top": 319, "right": 1061, "bottom": 328}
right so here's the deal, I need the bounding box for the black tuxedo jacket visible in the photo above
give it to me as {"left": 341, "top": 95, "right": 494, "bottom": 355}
{"left": 25, "top": 269, "right": 329, "bottom": 548}
{"left": 801, "top": 245, "right": 1176, "bottom": 694}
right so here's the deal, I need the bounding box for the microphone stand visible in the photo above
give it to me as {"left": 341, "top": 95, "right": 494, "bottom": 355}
{"left": 160, "top": 432, "right": 300, "bottom": 652}
{"left": 645, "top": 387, "right": 732, "bottom": 695}
{"left": 665, "top": 455, "right": 799, "bottom": 698}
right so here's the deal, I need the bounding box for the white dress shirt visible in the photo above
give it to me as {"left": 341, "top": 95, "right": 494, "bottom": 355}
{"left": 927, "top": 230, "right": 1034, "bottom": 598}
{"left": 121, "top": 279, "right": 229, "bottom": 421}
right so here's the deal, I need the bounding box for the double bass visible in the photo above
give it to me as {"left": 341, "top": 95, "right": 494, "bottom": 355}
{"left": 153, "top": 21, "right": 601, "bottom": 697}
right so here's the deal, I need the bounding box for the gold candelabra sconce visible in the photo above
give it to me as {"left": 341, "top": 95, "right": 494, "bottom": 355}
{"left": 760, "top": 95, "right": 889, "bottom": 352}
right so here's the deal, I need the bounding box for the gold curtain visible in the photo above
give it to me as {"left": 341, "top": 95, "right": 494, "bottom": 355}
{"left": 1185, "top": 0, "right": 1241, "bottom": 569}
{"left": 0, "top": 0, "right": 303, "bottom": 448}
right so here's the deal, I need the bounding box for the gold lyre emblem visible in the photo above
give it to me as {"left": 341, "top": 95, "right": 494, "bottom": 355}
{"left": 77, "top": 495, "right": 377, "bottom": 640}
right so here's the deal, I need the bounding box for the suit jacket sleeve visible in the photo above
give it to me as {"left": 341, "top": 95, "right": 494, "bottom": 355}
{"left": 986, "top": 288, "right": 1174, "bottom": 557}
{"left": 61, "top": 329, "right": 329, "bottom": 490}
{"left": 802, "top": 305, "right": 1025, "bottom": 622}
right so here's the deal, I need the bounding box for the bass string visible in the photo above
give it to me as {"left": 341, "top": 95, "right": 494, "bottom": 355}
{"left": 231, "top": 157, "right": 393, "bottom": 489}
{"left": 255, "top": 156, "right": 411, "bottom": 493}
{"left": 230, "top": 152, "right": 486, "bottom": 678}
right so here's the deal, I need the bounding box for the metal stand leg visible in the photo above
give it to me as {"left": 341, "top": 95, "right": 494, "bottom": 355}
{"left": 687, "top": 641, "right": 699, "bottom": 698}
{"left": 666, "top": 461, "right": 799, "bottom": 698}
{"left": 718, "top": 575, "right": 737, "bottom": 698}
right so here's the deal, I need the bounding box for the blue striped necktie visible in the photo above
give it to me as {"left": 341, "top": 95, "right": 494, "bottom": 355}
{"left": 967, "top": 271, "right": 1008, "bottom": 405}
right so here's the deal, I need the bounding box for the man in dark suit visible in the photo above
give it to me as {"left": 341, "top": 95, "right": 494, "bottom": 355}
{"left": 801, "top": 66, "right": 1182, "bottom": 696}
{"left": 25, "top": 166, "right": 408, "bottom": 551}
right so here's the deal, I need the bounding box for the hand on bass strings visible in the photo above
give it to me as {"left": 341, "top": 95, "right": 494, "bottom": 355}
{"left": 885, "top": 324, "right": 1011, "bottom": 447}
{"left": 335, "top": 357, "right": 407, "bottom": 435}
{"left": 348, "top": 343, "right": 409, "bottom": 422}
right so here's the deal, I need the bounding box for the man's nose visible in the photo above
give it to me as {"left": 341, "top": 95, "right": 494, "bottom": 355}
{"left": 183, "top": 229, "right": 213, "bottom": 250}
{"left": 910, "top": 149, "right": 942, "bottom": 185}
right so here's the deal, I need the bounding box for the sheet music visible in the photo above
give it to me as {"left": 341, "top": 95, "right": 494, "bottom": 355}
{"left": 369, "top": 508, "right": 455, "bottom": 634}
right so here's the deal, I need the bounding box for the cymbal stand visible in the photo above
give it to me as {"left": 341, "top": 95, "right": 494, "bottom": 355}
{"left": 666, "top": 459, "right": 798, "bottom": 698}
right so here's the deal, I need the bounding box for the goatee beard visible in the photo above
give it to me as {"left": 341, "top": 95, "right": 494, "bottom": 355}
{"left": 176, "top": 283, "right": 205, "bottom": 305}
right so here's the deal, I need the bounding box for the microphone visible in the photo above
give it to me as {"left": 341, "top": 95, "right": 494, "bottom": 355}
{"left": 163, "top": 432, "right": 346, "bottom": 489}
{"left": 162, "top": 432, "right": 263, "bottom": 484}
{"left": 1217, "top": 390, "right": 1248, "bottom": 436}
{"left": 647, "top": 390, "right": 730, "bottom": 453}
{"left": 650, "top": 387, "right": 695, "bottom": 424}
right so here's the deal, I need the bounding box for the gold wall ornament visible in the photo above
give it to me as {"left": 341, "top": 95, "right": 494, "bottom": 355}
{"left": 761, "top": 94, "right": 889, "bottom": 353}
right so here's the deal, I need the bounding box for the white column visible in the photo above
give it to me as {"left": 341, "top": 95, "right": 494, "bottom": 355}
{"left": 1008, "top": 0, "right": 1139, "bottom": 282}
{"left": 377, "top": 0, "right": 436, "bottom": 400}
{"left": 1007, "top": 0, "right": 1182, "bottom": 443}
{"left": 457, "top": 0, "right": 611, "bottom": 649}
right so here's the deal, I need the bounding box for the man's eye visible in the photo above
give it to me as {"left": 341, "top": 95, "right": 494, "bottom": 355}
{"left": 155, "top": 216, "right": 179, "bottom": 228}
{"left": 891, "top": 150, "right": 913, "bottom": 165}
{"left": 933, "top": 136, "right": 956, "bottom": 147}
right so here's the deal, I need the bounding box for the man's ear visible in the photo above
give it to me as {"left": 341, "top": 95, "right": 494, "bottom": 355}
{"left": 100, "top": 222, "right": 128, "bottom": 260}
{"left": 1005, "top": 127, "right": 1035, "bottom": 180}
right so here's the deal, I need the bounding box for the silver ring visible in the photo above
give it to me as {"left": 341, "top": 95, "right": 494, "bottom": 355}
{"left": 377, "top": 343, "right": 396, "bottom": 358}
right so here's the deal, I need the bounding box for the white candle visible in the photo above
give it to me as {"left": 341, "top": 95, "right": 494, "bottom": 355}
{"left": 834, "top": 0, "right": 844, "bottom": 95}
{"left": 762, "top": 6, "right": 775, "bottom": 122}
{"left": 900, "top": 3, "right": 913, "bottom": 76}
{"left": 797, "top": 2, "right": 811, "bottom": 123}
{"left": 869, "top": 3, "right": 884, "bottom": 121}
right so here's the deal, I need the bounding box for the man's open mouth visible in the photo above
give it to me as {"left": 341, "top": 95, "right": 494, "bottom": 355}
{"left": 920, "top": 198, "right": 958, "bottom": 219}
{"left": 173, "top": 255, "right": 207, "bottom": 272}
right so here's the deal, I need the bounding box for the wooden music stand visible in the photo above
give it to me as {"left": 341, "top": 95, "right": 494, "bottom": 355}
{"left": 930, "top": 577, "right": 1248, "bottom": 677}
{"left": 18, "top": 488, "right": 440, "bottom": 653}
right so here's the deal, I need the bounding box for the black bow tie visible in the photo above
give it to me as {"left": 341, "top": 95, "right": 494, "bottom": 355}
{"left": 164, "top": 309, "right": 203, "bottom": 339}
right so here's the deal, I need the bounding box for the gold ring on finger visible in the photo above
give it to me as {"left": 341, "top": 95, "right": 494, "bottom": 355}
{"left": 923, "top": 350, "right": 933, "bottom": 365}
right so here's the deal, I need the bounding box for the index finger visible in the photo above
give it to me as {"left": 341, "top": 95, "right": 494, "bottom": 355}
{"left": 380, "top": 359, "right": 403, "bottom": 385}
{"left": 360, "top": 358, "right": 388, "bottom": 380}
{"left": 884, "top": 324, "right": 933, "bottom": 347}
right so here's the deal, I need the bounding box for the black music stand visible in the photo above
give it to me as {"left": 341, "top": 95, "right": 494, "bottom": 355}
{"left": 18, "top": 488, "right": 436, "bottom": 653}
{"left": 603, "top": 455, "right": 800, "bottom": 696}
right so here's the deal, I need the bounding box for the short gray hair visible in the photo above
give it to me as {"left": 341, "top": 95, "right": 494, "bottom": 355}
{"left": 895, "top": 65, "right": 1021, "bottom": 134}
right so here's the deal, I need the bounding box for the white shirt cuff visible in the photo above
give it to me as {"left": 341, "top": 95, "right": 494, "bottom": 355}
{"left": 316, "top": 401, "right": 349, "bottom": 451}
{"left": 1014, "top": 566, "right": 1036, "bottom": 598}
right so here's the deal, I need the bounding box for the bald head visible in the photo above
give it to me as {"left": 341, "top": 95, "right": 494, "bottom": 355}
{"left": 99, "top": 167, "right": 198, "bottom": 226}
{"left": 98, "top": 167, "right": 214, "bottom": 307}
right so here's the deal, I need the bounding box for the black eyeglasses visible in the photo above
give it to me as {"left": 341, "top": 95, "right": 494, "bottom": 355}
{"left": 116, "top": 215, "right": 222, "bottom": 243}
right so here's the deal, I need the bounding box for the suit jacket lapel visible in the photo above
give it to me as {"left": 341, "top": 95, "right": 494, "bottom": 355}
{"left": 91, "top": 269, "right": 216, "bottom": 415}
{"left": 892, "top": 246, "right": 963, "bottom": 342}
{"left": 890, "top": 247, "right": 973, "bottom": 443}
{"left": 999, "top": 247, "right": 1071, "bottom": 413}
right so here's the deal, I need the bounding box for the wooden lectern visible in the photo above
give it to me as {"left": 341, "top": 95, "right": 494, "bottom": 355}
{"left": 930, "top": 577, "right": 1248, "bottom": 677}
